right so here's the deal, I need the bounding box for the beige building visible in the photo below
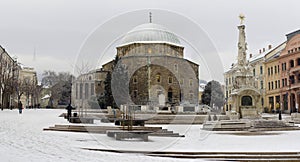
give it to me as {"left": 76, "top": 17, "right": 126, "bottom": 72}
{"left": 18, "top": 67, "right": 38, "bottom": 108}
{"left": 264, "top": 42, "right": 286, "bottom": 112}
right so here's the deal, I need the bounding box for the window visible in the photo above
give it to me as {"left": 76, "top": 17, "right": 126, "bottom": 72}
{"left": 278, "top": 80, "right": 280, "bottom": 88}
{"left": 274, "top": 66, "right": 277, "bottom": 74}
{"left": 290, "top": 75, "right": 295, "bottom": 84}
{"left": 91, "top": 83, "right": 94, "bottom": 96}
{"left": 180, "top": 78, "right": 184, "bottom": 85}
{"left": 85, "top": 83, "right": 89, "bottom": 99}
{"left": 229, "top": 78, "right": 231, "bottom": 84}
{"left": 282, "top": 79, "right": 285, "bottom": 87}
{"left": 174, "top": 64, "right": 178, "bottom": 72}
{"left": 76, "top": 83, "right": 78, "bottom": 99}
{"left": 268, "top": 82, "right": 270, "bottom": 90}
{"left": 268, "top": 68, "right": 270, "bottom": 75}
{"left": 278, "top": 65, "right": 280, "bottom": 73}
{"left": 133, "top": 90, "right": 137, "bottom": 98}
{"left": 156, "top": 74, "right": 161, "bottom": 83}
{"left": 290, "top": 60, "right": 295, "bottom": 68}
{"left": 133, "top": 76, "right": 138, "bottom": 83}
{"left": 297, "top": 58, "right": 300, "bottom": 66}
{"left": 285, "top": 78, "right": 287, "bottom": 86}
{"left": 271, "top": 67, "right": 273, "bottom": 75}
{"left": 189, "top": 79, "right": 193, "bottom": 87}
{"left": 226, "top": 78, "right": 228, "bottom": 85}
{"left": 282, "top": 63, "right": 287, "bottom": 71}
{"left": 79, "top": 83, "right": 83, "bottom": 99}
{"left": 275, "top": 81, "right": 277, "bottom": 89}
{"left": 260, "top": 81, "right": 263, "bottom": 89}
{"left": 260, "top": 66, "right": 263, "bottom": 74}
{"left": 148, "top": 48, "right": 152, "bottom": 54}
{"left": 253, "top": 69, "right": 255, "bottom": 76}
{"left": 271, "top": 82, "right": 274, "bottom": 90}
{"left": 168, "top": 76, "right": 173, "bottom": 84}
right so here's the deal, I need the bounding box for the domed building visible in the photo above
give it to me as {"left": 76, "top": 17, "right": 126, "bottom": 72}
{"left": 110, "top": 22, "right": 199, "bottom": 108}
{"left": 72, "top": 21, "right": 199, "bottom": 111}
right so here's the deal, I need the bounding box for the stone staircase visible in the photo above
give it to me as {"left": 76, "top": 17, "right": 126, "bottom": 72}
{"left": 43, "top": 125, "right": 184, "bottom": 137}
{"left": 251, "top": 120, "right": 294, "bottom": 128}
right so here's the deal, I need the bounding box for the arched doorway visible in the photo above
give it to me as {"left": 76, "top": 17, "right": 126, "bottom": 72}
{"left": 290, "top": 93, "right": 296, "bottom": 113}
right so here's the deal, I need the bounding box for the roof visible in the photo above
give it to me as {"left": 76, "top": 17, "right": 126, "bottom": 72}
{"left": 119, "top": 23, "right": 181, "bottom": 47}
{"left": 286, "top": 29, "right": 300, "bottom": 41}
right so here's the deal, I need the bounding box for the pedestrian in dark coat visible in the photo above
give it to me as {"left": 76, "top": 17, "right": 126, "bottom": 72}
{"left": 66, "top": 104, "right": 73, "bottom": 120}
{"left": 18, "top": 101, "right": 23, "bottom": 114}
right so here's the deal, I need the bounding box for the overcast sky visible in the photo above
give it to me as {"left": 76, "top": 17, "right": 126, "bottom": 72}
{"left": 0, "top": 0, "right": 299, "bottom": 82}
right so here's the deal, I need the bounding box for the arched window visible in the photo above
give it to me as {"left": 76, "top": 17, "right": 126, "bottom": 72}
{"left": 168, "top": 76, "right": 173, "bottom": 84}
{"left": 148, "top": 48, "right": 152, "bottom": 54}
{"left": 290, "top": 59, "right": 295, "bottom": 68}
{"left": 133, "top": 76, "right": 138, "bottom": 83}
{"left": 241, "top": 96, "right": 252, "bottom": 106}
{"left": 156, "top": 74, "right": 161, "bottom": 83}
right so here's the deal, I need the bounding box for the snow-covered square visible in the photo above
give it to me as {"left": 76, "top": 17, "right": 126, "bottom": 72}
{"left": 1, "top": 109, "right": 300, "bottom": 161}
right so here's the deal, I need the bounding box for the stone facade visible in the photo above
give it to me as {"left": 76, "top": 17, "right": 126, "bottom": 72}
{"left": 72, "top": 23, "right": 199, "bottom": 110}
{"left": 0, "top": 46, "right": 19, "bottom": 108}
{"left": 72, "top": 69, "right": 105, "bottom": 110}
{"left": 112, "top": 43, "right": 199, "bottom": 107}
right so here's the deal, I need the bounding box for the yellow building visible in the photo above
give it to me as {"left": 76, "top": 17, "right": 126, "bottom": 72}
{"left": 264, "top": 42, "right": 286, "bottom": 112}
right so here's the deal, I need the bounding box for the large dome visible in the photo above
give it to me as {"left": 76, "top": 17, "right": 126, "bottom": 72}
{"left": 120, "top": 23, "right": 181, "bottom": 46}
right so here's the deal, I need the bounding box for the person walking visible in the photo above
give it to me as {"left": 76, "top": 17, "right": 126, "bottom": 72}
{"left": 18, "top": 101, "right": 23, "bottom": 114}
{"left": 66, "top": 104, "right": 73, "bottom": 121}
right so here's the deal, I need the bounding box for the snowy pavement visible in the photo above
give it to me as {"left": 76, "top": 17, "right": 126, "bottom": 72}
{"left": 1, "top": 109, "right": 300, "bottom": 162}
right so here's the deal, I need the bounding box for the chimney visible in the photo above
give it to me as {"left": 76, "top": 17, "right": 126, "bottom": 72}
{"left": 259, "top": 49, "right": 262, "bottom": 54}
{"left": 263, "top": 48, "right": 265, "bottom": 52}
{"left": 268, "top": 44, "right": 272, "bottom": 50}
{"left": 250, "top": 54, "right": 252, "bottom": 58}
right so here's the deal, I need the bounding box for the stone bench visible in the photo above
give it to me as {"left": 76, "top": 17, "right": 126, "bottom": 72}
{"left": 107, "top": 130, "right": 153, "bottom": 141}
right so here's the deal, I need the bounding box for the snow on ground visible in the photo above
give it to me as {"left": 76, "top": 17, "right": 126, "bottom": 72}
{"left": 0, "top": 109, "right": 300, "bottom": 162}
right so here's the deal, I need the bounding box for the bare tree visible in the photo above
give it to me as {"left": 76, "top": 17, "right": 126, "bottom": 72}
{"left": 41, "top": 70, "right": 74, "bottom": 108}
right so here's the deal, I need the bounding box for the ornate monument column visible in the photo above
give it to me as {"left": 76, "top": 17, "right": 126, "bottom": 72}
{"left": 230, "top": 14, "right": 261, "bottom": 118}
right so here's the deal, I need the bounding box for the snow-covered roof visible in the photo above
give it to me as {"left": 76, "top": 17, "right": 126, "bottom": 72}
{"left": 118, "top": 23, "right": 182, "bottom": 47}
